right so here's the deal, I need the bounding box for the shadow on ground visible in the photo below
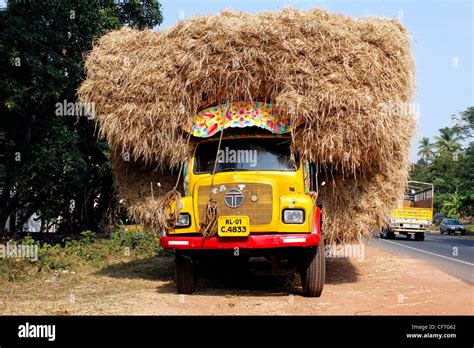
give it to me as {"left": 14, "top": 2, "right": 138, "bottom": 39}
{"left": 326, "top": 257, "right": 360, "bottom": 284}
{"left": 97, "top": 254, "right": 359, "bottom": 296}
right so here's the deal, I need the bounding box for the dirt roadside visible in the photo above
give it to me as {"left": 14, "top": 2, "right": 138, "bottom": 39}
{"left": 0, "top": 245, "right": 472, "bottom": 315}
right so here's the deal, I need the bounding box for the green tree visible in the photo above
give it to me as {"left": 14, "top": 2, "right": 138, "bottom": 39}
{"left": 458, "top": 142, "right": 474, "bottom": 216}
{"left": 452, "top": 106, "right": 474, "bottom": 140}
{"left": 0, "top": 0, "right": 162, "bottom": 236}
{"left": 441, "top": 192, "right": 466, "bottom": 218}
{"left": 433, "top": 127, "right": 462, "bottom": 154}
{"left": 410, "top": 107, "right": 473, "bottom": 216}
{"left": 417, "top": 137, "right": 434, "bottom": 162}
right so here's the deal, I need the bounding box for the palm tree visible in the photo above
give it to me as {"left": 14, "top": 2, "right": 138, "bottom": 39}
{"left": 433, "top": 127, "right": 462, "bottom": 154}
{"left": 417, "top": 137, "right": 433, "bottom": 161}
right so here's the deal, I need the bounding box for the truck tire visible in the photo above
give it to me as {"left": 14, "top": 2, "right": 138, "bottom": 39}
{"left": 175, "top": 252, "right": 196, "bottom": 294}
{"left": 300, "top": 241, "right": 325, "bottom": 297}
{"left": 414, "top": 232, "right": 425, "bottom": 241}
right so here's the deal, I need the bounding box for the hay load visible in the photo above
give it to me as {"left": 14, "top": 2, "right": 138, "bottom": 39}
{"left": 78, "top": 8, "right": 415, "bottom": 244}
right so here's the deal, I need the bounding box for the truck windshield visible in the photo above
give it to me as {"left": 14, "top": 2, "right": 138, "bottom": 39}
{"left": 193, "top": 137, "right": 298, "bottom": 173}
{"left": 447, "top": 219, "right": 461, "bottom": 225}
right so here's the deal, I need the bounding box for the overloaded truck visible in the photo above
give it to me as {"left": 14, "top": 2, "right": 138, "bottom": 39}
{"left": 79, "top": 9, "right": 416, "bottom": 298}
{"left": 381, "top": 181, "right": 434, "bottom": 241}
{"left": 160, "top": 102, "right": 325, "bottom": 296}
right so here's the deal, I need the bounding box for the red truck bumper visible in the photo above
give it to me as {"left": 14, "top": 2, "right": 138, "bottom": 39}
{"left": 160, "top": 233, "right": 320, "bottom": 250}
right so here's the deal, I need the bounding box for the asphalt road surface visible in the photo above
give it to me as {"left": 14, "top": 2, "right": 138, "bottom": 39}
{"left": 371, "top": 232, "right": 474, "bottom": 283}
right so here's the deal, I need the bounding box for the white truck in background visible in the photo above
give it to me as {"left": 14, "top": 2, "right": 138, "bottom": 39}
{"left": 381, "top": 181, "right": 434, "bottom": 241}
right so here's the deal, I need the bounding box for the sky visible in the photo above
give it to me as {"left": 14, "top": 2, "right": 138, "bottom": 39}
{"left": 1, "top": 0, "right": 472, "bottom": 162}
{"left": 158, "top": 0, "right": 473, "bottom": 162}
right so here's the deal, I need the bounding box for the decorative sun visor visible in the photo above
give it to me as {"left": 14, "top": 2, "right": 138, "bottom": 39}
{"left": 186, "top": 101, "right": 299, "bottom": 138}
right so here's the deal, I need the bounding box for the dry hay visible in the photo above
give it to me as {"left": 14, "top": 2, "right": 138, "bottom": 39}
{"left": 109, "top": 150, "right": 179, "bottom": 231}
{"left": 78, "top": 8, "right": 415, "bottom": 243}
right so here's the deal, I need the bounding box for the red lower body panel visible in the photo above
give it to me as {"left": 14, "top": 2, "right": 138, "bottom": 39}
{"left": 160, "top": 233, "right": 320, "bottom": 250}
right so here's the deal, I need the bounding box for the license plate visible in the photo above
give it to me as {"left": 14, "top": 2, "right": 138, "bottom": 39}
{"left": 218, "top": 216, "right": 250, "bottom": 237}
{"left": 403, "top": 223, "right": 418, "bottom": 228}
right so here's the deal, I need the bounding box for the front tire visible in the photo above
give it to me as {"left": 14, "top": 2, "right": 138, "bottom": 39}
{"left": 175, "top": 252, "right": 196, "bottom": 294}
{"left": 414, "top": 232, "right": 425, "bottom": 241}
{"left": 382, "top": 230, "right": 395, "bottom": 239}
{"left": 300, "top": 240, "right": 326, "bottom": 297}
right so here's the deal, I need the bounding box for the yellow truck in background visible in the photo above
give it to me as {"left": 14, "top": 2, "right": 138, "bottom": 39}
{"left": 381, "top": 181, "right": 433, "bottom": 241}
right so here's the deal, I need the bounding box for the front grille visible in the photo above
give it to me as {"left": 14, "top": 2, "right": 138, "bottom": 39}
{"left": 197, "top": 183, "right": 273, "bottom": 225}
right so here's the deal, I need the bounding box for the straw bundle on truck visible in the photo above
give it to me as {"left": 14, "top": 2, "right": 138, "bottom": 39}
{"left": 78, "top": 8, "right": 415, "bottom": 245}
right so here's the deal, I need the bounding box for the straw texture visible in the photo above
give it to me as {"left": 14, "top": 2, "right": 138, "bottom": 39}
{"left": 78, "top": 8, "right": 415, "bottom": 243}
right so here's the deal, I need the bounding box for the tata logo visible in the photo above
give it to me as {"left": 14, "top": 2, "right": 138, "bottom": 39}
{"left": 224, "top": 188, "right": 244, "bottom": 208}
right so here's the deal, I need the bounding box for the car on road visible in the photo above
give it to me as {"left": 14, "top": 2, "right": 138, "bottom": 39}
{"left": 440, "top": 218, "right": 465, "bottom": 235}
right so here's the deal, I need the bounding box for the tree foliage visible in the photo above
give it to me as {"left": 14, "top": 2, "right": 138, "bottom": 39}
{"left": 410, "top": 107, "right": 473, "bottom": 218}
{"left": 0, "top": 0, "right": 162, "bottom": 236}
{"left": 417, "top": 137, "right": 433, "bottom": 161}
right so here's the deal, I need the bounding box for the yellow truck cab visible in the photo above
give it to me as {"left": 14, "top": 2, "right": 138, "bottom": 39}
{"left": 160, "top": 101, "right": 325, "bottom": 296}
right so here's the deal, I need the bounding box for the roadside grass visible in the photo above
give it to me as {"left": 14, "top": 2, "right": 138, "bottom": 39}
{"left": 464, "top": 224, "right": 474, "bottom": 235}
{"left": 0, "top": 230, "right": 163, "bottom": 282}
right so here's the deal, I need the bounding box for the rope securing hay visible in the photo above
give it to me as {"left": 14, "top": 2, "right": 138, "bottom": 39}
{"left": 160, "top": 189, "right": 182, "bottom": 230}
{"left": 199, "top": 198, "right": 220, "bottom": 238}
{"left": 198, "top": 128, "right": 225, "bottom": 238}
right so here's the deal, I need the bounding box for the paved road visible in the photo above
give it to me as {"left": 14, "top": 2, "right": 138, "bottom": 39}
{"left": 371, "top": 232, "right": 474, "bottom": 283}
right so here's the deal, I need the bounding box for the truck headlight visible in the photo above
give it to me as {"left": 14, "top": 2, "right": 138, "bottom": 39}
{"left": 175, "top": 213, "right": 191, "bottom": 228}
{"left": 283, "top": 209, "right": 305, "bottom": 224}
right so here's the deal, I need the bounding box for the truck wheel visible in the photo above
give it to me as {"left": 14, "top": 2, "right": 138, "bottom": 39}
{"left": 414, "top": 232, "right": 425, "bottom": 241}
{"left": 175, "top": 252, "right": 196, "bottom": 294}
{"left": 440, "top": 228, "right": 444, "bottom": 235}
{"left": 300, "top": 241, "right": 326, "bottom": 297}
{"left": 406, "top": 234, "right": 412, "bottom": 239}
